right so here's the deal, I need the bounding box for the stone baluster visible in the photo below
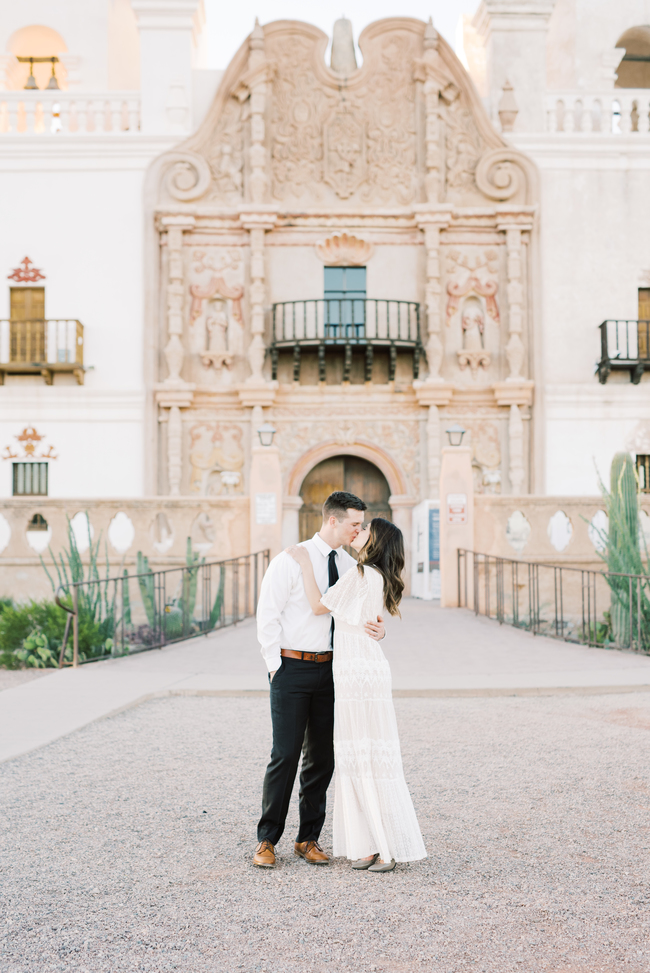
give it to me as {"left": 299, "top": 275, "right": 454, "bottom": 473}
{"left": 563, "top": 97, "right": 575, "bottom": 132}
{"left": 639, "top": 95, "right": 650, "bottom": 134}
{"left": 240, "top": 211, "right": 277, "bottom": 385}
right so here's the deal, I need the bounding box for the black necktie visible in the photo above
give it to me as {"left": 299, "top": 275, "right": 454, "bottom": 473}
{"left": 328, "top": 550, "right": 339, "bottom": 647}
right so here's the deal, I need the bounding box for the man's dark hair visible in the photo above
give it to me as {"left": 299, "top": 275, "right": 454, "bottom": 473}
{"left": 322, "top": 491, "right": 367, "bottom": 522}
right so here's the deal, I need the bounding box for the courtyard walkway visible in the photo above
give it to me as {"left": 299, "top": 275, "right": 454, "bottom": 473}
{"left": 2, "top": 601, "right": 650, "bottom": 972}
{"left": 1, "top": 599, "right": 649, "bottom": 764}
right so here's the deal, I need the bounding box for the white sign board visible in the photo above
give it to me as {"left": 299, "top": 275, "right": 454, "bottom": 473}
{"left": 446, "top": 492, "right": 467, "bottom": 525}
{"left": 255, "top": 492, "right": 277, "bottom": 525}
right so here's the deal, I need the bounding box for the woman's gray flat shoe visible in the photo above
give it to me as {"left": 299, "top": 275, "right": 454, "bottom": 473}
{"left": 368, "top": 858, "right": 396, "bottom": 872}
{"left": 351, "top": 854, "right": 379, "bottom": 870}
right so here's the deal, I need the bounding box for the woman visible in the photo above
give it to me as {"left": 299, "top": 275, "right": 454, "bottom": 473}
{"left": 286, "top": 518, "right": 426, "bottom": 872}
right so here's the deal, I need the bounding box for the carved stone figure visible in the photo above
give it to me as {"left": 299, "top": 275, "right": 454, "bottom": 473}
{"left": 201, "top": 305, "right": 233, "bottom": 371}
{"left": 457, "top": 296, "right": 490, "bottom": 376}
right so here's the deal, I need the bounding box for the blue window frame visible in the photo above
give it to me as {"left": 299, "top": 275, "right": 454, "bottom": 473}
{"left": 324, "top": 266, "right": 366, "bottom": 338}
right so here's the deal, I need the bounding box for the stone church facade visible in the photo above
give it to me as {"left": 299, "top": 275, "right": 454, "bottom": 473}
{"left": 148, "top": 16, "right": 539, "bottom": 550}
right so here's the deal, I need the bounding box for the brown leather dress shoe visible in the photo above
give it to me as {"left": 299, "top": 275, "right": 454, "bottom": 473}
{"left": 253, "top": 840, "right": 276, "bottom": 868}
{"left": 294, "top": 840, "right": 329, "bottom": 864}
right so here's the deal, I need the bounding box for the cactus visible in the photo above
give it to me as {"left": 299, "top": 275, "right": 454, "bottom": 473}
{"left": 137, "top": 550, "right": 157, "bottom": 628}
{"left": 601, "top": 452, "right": 650, "bottom": 648}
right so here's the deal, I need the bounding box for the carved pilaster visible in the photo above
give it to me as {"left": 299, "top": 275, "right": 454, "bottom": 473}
{"left": 167, "top": 405, "right": 183, "bottom": 496}
{"left": 422, "top": 18, "right": 443, "bottom": 203}
{"left": 248, "top": 19, "right": 269, "bottom": 204}
{"left": 414, "top": 380, "right": 454, "bottom": 497}
{"left": 415, "top": 206, "right": 452, "bottom": 382}
{"left": 508, "top": 403, "right": 525, "bottom": 494}
{"left": 160, "top": 215, "right": 196, "bottom": 388}
{"left": 239, "top": 209, "right": 278, "bottom": 385}
{"left": 496, "top": 213, "right": 533, "bottom": 381}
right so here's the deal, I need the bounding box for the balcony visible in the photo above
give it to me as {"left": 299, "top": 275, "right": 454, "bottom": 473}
{"left": 0, "top": 90, "right": 141, "bottom": 135}
{"left": 597, "top": 319, "right": 650, "bottom": 384}
{"left": 270, "top": 299, "right": 423, "bottom": 383}
{"left": 546, "top": 90, "right": 650, "bottom": 134}
{"left": 0, "top": 319, "right": 85, "bottom": 384}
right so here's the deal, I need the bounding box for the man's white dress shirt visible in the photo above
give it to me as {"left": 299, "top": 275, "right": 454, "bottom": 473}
{"left": 257, "top": 532, "right": 357, "bottom": 673}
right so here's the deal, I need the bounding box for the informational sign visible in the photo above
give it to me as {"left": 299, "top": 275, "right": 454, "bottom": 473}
{"left": 446, "top": 493, "right": 468, "bottom": 525}
{"left": 255, "top": 492, "right": 277, "bottom": 525}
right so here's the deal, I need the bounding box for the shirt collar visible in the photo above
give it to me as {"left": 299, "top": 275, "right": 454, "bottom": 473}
{"left": 312, "top": 532, "right": 341, "bottom": 557}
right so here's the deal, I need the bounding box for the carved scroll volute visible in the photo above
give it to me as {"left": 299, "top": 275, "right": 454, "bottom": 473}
{"left": 160, "top": 152, "right": 212, "bottom": 203}
{"left": 475, "top": 148, "right": 534, "bottom": 204}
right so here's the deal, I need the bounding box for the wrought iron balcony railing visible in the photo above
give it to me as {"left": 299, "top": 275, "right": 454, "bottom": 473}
{"left": 0, "top": 319, "right": 85, "bottom": 384}
{"left": 271, "top": 299, "right": 423, "bottom": 382}
{"left": 597, "top": 319, "right": 650, "bottom": 384}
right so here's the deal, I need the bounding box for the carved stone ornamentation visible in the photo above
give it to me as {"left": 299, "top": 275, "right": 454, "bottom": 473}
{"left": 315, "top": 233, "right": 373, "bottom": 266}
{"left": 323, "top": 107, "right": 367, "bottom": 199}
{"left": 162, "top": 153, "right": 211, "bottom": 202}
{"left": 457, "top": 349, "right": 491, "bottom": 377}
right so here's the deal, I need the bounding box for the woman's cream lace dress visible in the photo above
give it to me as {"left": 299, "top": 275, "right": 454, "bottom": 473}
{"left": 321, "top": 565, "right": 427, "bottom": 864}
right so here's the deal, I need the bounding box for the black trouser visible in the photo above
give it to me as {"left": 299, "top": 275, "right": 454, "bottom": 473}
{"left": 257, "top": 656, "right": 335, "bottom": 845}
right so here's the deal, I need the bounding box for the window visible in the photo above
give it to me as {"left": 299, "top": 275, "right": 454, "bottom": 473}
{"left": 13, "top": 463, "right": 48, "bottom": 496}
{"left": 637, "top": 455, "right": 650, "bottom": 493}
{"left": 639, "top": 289, "right": 650, "bottom": 359}
{"left": 615, "top": 27, "right": 650, "bottom": 89}
{"left": 323, "top": 266, "right": 366, "bottom": 337}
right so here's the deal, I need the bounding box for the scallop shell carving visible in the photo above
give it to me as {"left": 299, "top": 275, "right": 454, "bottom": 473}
{"left": 314, "top": 233, "right": 373, "bottom": 266}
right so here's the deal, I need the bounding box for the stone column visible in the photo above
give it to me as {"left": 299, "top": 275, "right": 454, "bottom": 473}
{"left": 239, "top": 210, "right": 278, "bottom": 385}
{"left": 501, "top": 223, "right": 525, "bottom": 379}
{"left": 494, "top": 383, "right": 533, "bottom": 494}
{"left": 414, "top": 382, "right": 454, "bottom": 498}
{"left": 156, "top": 216, "right": 195, "bottom": 496}
{"left": 248, "top": 19, "right": 269, "bottom": 205}
{"left": 439, "top": 446, "right": 474, "bottom": 607}
{"left": 421, "top": 18, "right": 443, "bottom": 204}
{"left": 282, "top": 495, "right": 304, "bottom": 547}
{"left": 388, "top": 495, "right": 416, "bottom": 596}
{"left": 415, "top": 207, "right": 453, "bottom": 382}
{"left": 508, "top": 403, "right": 525, "bottom": 494}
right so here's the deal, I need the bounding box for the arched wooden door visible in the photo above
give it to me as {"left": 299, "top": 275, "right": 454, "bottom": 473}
{"left": 299, "top": 455, "right": 392, "bottom": 541}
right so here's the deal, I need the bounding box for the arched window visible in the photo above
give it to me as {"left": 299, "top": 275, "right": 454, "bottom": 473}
{"left": 6, "top": 25, "right": 67, "bottom": 91}
{"left": 615, "top": 26, "right": 650, "bottom": 88}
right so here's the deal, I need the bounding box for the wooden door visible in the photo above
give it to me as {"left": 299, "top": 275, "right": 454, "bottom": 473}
{"left": 10, "top": 288, "right": 45, "bottom": 362}
{"left": 11, "top": 288, "right": 44, "bottom": 320}
{"left": 639, "top": 289, "right": 650, "bottom": 359}
{"left": 299, "top": 455, "right": 391, "bottom": 541}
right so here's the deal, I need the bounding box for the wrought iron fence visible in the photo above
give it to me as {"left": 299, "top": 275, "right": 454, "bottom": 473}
{"left": 457, "top": 549, "right": 650, "bottom": 653}
{"left": 54, "top": 550, "right": 269, "bottom": 667}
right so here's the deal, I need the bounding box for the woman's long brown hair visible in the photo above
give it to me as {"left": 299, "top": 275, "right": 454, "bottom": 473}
{"left": 357, "top": 517, "right": 405, "bottom": 616}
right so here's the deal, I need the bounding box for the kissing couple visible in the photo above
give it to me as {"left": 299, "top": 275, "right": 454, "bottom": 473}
{"left": 254, "top": 490, "right": 426, "bottom": 872}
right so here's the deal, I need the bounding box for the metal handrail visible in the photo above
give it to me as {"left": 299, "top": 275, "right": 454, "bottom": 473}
{"left": 457, "top": 549, "right": 650, "bottom": 653}
{"left": 54, "top": 550, "right": 270, "bottom": 667}
{"left": 597, "top": 319, "right": 650, "bottom": 384}
{"left": 272, "top": 299, "right": 421, "bottom": 345}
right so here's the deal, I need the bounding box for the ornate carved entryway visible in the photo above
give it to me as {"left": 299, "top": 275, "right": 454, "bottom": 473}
{"left": 299, "top": 455, "right": 391, "bottom": 541}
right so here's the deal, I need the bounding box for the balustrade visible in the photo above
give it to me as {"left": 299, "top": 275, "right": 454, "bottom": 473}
{"left": 0, "top": 91, "right": 140, "bottom": 134}
{"left": 546, "top": 90, "right": 650, "bottom": 134}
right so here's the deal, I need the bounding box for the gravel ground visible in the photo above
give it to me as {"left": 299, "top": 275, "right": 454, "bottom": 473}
{"left": 1, "top": 694, "right": 650, "bottom": 973}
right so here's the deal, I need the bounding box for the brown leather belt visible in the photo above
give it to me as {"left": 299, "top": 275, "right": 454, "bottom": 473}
{"left": 281, "top": 649, "right": 333, "bottom": 663}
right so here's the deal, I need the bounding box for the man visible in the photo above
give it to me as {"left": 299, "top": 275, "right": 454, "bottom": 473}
{"left": 253, "top": 491, "right": 386, "bottom": 868}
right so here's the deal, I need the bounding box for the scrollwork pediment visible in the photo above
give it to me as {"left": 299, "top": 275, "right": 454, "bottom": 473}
{"left": 150, "top": 17, "right": 538, "bottom": 211}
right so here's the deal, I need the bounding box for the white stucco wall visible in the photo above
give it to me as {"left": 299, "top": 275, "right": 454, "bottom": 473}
{"left": 0, "top": 137, "right": 176, "bottom": 498}
{"left": 513, "top": 136, "right": 650, "bottom": 495}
